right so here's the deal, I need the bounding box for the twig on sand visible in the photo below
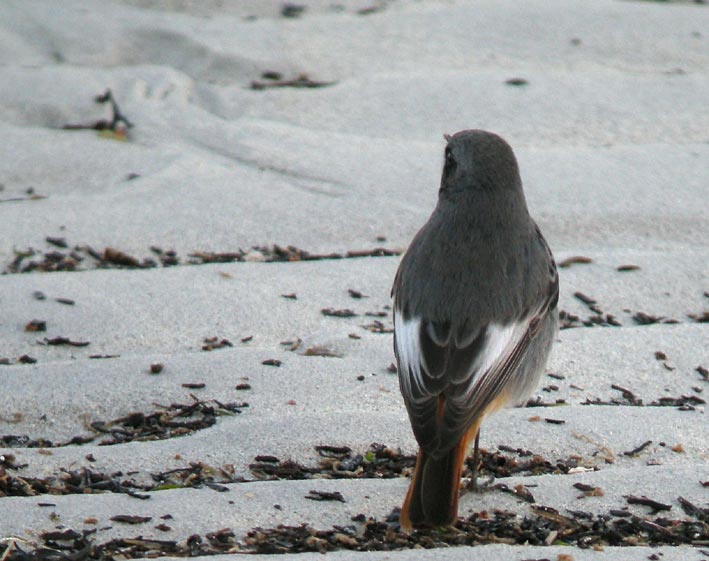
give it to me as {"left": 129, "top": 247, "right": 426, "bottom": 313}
{"left": 63, "top": 89, "right": 133, "bottom": 139}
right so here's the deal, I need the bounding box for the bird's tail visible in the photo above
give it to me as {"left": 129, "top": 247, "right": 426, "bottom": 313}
{"left": 400, "top": 425, "right": 478, "bottom": 531}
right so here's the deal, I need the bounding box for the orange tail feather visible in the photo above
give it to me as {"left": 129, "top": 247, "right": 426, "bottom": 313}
{"left": 400, "top": 423, "right": 480, "bottom": 531}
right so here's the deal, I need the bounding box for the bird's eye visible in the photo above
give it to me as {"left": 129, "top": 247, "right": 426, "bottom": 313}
{"left": 445, "top": 147, "right": 454, "bottom": 165}
{"left": 440, "top": 146, "right": 457, "bottom": 193}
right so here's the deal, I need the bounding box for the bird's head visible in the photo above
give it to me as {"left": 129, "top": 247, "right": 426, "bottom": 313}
{"left": 439, "top": 129, "right": 522, "bottom": 198}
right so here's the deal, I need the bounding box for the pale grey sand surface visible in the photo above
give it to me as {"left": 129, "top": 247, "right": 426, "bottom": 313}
{"left": 1, "top": 0, "right": 707, "bottom": 559}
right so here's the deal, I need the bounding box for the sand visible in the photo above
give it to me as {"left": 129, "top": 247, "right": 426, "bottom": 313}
{"left": 1, "top": 0, "right": 707, "bottom": 559}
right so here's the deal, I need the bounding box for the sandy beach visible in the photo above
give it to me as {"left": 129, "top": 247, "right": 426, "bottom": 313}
{"left": 1, "top": 1, "right": 707, "bottom": 559}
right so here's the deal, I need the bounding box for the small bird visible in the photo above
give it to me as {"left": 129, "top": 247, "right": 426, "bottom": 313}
{"left": 392, "top": 130, "right": 559, "bottom": 530}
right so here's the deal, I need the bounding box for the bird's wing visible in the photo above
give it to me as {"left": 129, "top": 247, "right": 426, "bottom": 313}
{"left": 394, "top": 261, "right": 558, "bottom": 455}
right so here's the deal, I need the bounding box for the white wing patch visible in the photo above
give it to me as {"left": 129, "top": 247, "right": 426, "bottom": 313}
{"left": 460, "top": 320, "right": 530, "bottom": 402}
{"left": 474, "top": 323, "right": 516, "bottom": 374}
{"left": 394, "top": 313, "right": 426, "bottom": 403}
{"left": 396, "top": 311, "right": 534, "bottom": 409}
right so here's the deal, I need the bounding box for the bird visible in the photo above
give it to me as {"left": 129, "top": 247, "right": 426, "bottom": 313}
{"left": 392, "top": 129, "right": 559, "bottom": 531}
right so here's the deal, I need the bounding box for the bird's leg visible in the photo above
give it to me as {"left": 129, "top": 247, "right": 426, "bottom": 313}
{"left": 469, "top": 429, "right": 481, "bottom": 491}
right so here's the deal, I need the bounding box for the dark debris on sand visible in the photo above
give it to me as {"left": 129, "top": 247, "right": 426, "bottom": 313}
{"left": 249, "top": 443, "right": 415, "bottom": 481}
{"left": 2, "top": 502, "right": 707, "bottom": 560}
{"left": 62, "top": 89, "right": 133, "bottom": 135}
{"left": 2, "top": 441, "right": 585, "bottom": 499}
{"left": 1, "top": 397, "right": 248, "bottom": 451}
{"left": 583, "top": 388, "right": 705, "bottom": 411}
{"left": 86, "top": 398, "right": 248, "bottom": 446}
{"left": 243, "top": 505, "right": 709, "bottom": 553}
{"left": 2, "top": 441, "right": 706, "bottom": 558}
{"left": 1, "top": 456, "right": 244, "bottom": 500}
{"left": 559, "top": 290, "right": 623, "bottom": 329}
{"left": 3, "top": 244, "right": 401, "bottom": 274}
{"left": 249, "top": 443, "right": 592, "bottom": 482}
{"left": 1, "top": 397, "right": 248, "bottom": 499}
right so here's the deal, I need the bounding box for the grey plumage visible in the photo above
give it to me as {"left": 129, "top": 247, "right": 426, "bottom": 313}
{"left": 393, "top": 129, "right": 558, "bottom": 529}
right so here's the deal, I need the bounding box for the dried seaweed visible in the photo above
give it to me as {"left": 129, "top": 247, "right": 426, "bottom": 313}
{"left": 583, "top": 388, "right": 705, "bottom": 410}
{"left": 361, "top": 320, "right": 394, "bottom": 333}
{"left": 251, "top": 73, "right": 335, "bottom": 90}
{"left": 622, "top": 440, "right": 653, "bottom": 457}
{"left": 0, "top": 397, "right": 248, "bottom": 452}
{"left": 1, "top": 459, "right": 244, "bottom": 499}
{"left": 559, "top": 309, "right": 621, "bottom": 329}
{"left": 305, "top": 490, "right": 345, "bottom": 502}
{"left": 0, "top": 465, "right": 150, "bottom": 499}
{"left": 201, "top": 336, "right": 233, "bottom": 351}
{"left": 321, "top": 308, "right": 357, "bottom": 318}
{"left": 24, "top": 320, "right": 46, "bottom": 332}
{"left": 3, "top": 244, "right": 402, "bottom": 274}
{"left": 3, "top": 505, "right": 706, "bottom": 560}
{"left": 557, "top": 255, "right": 593, "bottom": 268}
{"left": 88, "top": 399, "right": 247, "bottom": 446}
{"left": 631, "top": 312, "right": 679, "bottom": 326}
{"left": 41, "top": 337, "right": 90, "bottom": 347}
{"left": 249, "top": 443, "right": 592, "bottom": 482}
{"left": 250, "top": 443, "right": 411, "bottom": 481}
